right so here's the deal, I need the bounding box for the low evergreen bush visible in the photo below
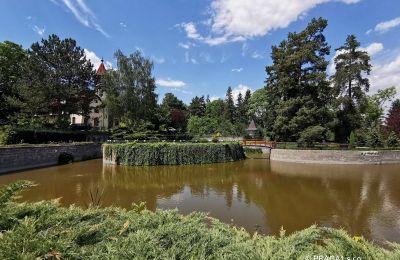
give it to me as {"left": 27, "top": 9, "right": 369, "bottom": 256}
{"left": 2, "top": 128, "right": 88, "bottom": 144}
{"left": 1, "top": 181, "right": 399, "bottom": 259}
{"left": 103, "top": 142, "right": 245, "bottom": 165}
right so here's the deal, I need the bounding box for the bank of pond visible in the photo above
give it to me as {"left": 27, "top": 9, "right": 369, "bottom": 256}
{"left": 1, "top": 181, "right": 400, "bottom": 259}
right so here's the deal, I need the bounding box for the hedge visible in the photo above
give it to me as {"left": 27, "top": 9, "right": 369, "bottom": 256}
{"left": 1, "top": 181, "right": 400, "bottom": 259}
{"left": 103, "top": 142, "right": 245, "bottom": 166}
{"left": 0, "top": 128, "right": 107, "bottom": 145}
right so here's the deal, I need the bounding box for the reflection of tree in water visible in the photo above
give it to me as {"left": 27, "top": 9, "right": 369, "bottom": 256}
{"left": 267, "top": 162, "right": 400, "bottom": 242}
{"left": 102, "top": 160, "right": 400, "bottom": 242}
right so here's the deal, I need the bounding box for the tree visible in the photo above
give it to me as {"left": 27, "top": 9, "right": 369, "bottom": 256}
{"left": 0, "top": 41, "right": 27, "bottom": 125}
{"left": 103, "top": 50, "right": 158, "bottom": 130}
{"left": 160, "top": 93, "right": 187, "bottom": 131}
{"left": 331, "top": 35, "right": 372, "bottom": 141}
{"left": 188, "top": 96, "right": 206, "bottom": 117}
{"left": 386, "top": 99, "right": 400, "bottom": 136}
{"left": 236, "top": 92, "right": 245, "bottom": 123}
{"left": 364, "top": 87, "right": 396, "bottom": 128}
{"left": 247, "top": 87, "right": 276, "bottom": 138}
{"left": 265, "top": 17, "right": 332, "bottom": 141}
{"left": 15, "top": 35, "right": 96, "bottom": 127}
{"left": 225, "top": 87, "right": 235, "bottom": 123}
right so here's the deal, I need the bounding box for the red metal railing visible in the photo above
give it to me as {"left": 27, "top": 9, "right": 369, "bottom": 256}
{"left": 241, "top": 139, "right": 277, "bottom": 148}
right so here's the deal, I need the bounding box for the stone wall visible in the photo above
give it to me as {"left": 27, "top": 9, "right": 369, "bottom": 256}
{"left": 0, "top": 143, "right": 102, "bottom": 174}
{"left": 270, "top": 149, "right": 400, "bottom": 164}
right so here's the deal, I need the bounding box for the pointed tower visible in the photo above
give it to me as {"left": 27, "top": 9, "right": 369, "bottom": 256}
{"left": 96, "top": 58, "right": 106, "bottom": 76}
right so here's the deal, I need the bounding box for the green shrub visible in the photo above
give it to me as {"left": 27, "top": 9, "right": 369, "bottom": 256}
{"left": 2, "top": 128, "right": 95, "bottom": 144}
{"left": 192, "top": 138, "right": 209, "bottom": 143}
{"left": 0, "top": 181, "right": 399, "bottom": 259}
{"left": 366, "top": 127, "right": 384, "bottom": 148}
{"left": 0, "top": 125, "right": 16, "bottom": 145}
{"left": 103, "top": 142, "right": 245, "bottom": 166}
{"left": 297, "top": 126, "right": 326, "bottom": 148}
{"left": 243, "top": 147, "right": 263, "bottom": 154}
{"left": 348, "top": 131, "right": 356, "bottom": 148}
{"left": 385, "top": 132, "right": 399, "bottom": 148}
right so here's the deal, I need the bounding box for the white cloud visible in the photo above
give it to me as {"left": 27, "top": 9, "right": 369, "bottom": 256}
{"left": 58, "top": 0, "right": 110, "bottom": 37}
{"left": 84, "top": 49, "right": 112, "bottom": 69}
{"left": 119, "top": 22, "right": 127, "bottom": 28}
{"left": 369, "top": 54, "right": 400, "bottom": 97}
{"left": 231, "top": 84, "right": 253, "bottom": 102}
{"left": 184, "top": 51, "right": 198, "bottom": 64}
{"left": 179, "top": 43, "right": 190, "bottom": 49}
{"left": 210, "top": 96, "right": 220, "bottom": 101}
{"left": 328, "top": 42, "right": 384, "bottom": 75}
{"left": 32, "top": 25, "right": 45, "bottom": 36}
{"left": 231, "top": 68, "right": 243, "bottom": 72}
{"left": 151, "top": 56, "right": 165, "bottom": 64}
{"left": 369, "top": 17, "right": 400, "bottom": 34}
{"left": 181, "top": 0, "right": 360, "bottom": 45}
{"left": 360, "top": 43, "right": 384, "bottom": 56}
{"left": 241, "top": 42, "right": 248, "bottom": 57}
{"left": 251, "top": 51, "right": 264, "bottom": 59}
{"left": 156, "top": 78, "right": 187, "bottom": 88}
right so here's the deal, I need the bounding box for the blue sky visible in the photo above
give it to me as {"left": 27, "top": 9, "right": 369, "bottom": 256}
{"left": 0, "top": 0, "right": 399, "bottom": 104}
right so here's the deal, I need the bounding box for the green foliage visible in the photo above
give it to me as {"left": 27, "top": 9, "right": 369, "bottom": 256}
{"left": 0, "top": 180, "right": 33, "bottom": 206}
{"left": 366, "top": 127, "right": 384, "bottom": 148}
{"left": 265, "top": 18, "right": 332, "bottom": 141}
{"left": 0, "top": 41, "right": 27, "bottom": 124}
{"left": 102, "top": 50, "right": 158, "bottom": 130}
{"left": 243, "top": 147, "right": 263, "bottom": 154}
{"left": 0, "top": 182, "right": 399, "bottom": 259}
{"left": 14, "top": 35, "right": 96, "bottom": 127}
{"left": 297, "top": 126, "right": 326, "bottom": 148}
{"left": 188, "top": 96, "right": 206, "bottom": 117}
{"left": 225, "top": 86, "right": 235, "bottom": 123}
{"left": 159, "top": 93, "right": 187, "bottom": 131}
{"left": 2, "top": 128, "right": 89, "bottom": 144}
{"left": 385, "top": 132, "right": 399, "bottom": 148}
{"left": 331, "top": 35, "right": 372, "bottom": 141}
{"left": 103, "top": 142, "right": 245, "bottom": 166}
{"left": 348, "top": 131, "right": 356, "bottom": 148}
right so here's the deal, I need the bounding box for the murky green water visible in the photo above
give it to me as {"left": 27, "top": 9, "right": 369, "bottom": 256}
{"left": 1, "top": 159, "right": 400, "bottom": 243}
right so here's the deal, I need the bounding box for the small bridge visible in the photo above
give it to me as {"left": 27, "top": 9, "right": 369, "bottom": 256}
{"left": 241, "top": 140, "right": 277, "bottom": 149}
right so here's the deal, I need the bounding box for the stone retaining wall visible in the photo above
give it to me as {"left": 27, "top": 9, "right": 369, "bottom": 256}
{"left": 270, "top": 149, "right": 400, "bottom": 164}
{"left": 0, "top": 143, "right": 102, "bottom": 174}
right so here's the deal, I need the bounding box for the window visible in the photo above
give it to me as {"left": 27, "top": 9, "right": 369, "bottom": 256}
{"left": 72, "top": 117, "right": 76, "bottom": 124}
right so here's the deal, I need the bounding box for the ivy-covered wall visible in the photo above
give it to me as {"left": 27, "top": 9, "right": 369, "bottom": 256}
{"left": 103, "top": 142, "right": 245, "bottom": 166}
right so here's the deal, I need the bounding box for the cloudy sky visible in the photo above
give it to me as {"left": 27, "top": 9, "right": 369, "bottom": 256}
{"left": 0, "top": 0, "right": 399, "bottom": 103}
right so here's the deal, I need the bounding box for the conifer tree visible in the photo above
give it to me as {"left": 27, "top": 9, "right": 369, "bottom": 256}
{"left": 331, "top": 34, "right": 371, "bottom": 141}
{"left": 265, "top": 17, "right": 332, "bottom": 141}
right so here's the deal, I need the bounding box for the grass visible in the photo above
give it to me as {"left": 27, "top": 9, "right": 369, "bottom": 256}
{"left": 1, "top": 181, "right": 400, "bottom": 259}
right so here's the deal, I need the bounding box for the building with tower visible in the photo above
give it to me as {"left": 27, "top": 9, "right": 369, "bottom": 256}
{"left": 69, "top": 59, "right": 111, "bottom": 130}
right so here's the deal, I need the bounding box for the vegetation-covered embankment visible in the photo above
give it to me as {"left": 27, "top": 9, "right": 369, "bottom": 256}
{"left": 1, "top": 181, "right": 400, "bottom": 259}
{"left": 103, "top": 142, "right": 245, "bottom": 166}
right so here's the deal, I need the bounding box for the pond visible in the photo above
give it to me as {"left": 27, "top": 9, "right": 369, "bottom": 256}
{"left": 1, "top": 158, "right": 400, "bottom": 244}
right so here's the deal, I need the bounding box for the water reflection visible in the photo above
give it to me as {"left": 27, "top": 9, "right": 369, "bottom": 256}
{"left": 0, "top": 159, "right": 400, "bottom": 243}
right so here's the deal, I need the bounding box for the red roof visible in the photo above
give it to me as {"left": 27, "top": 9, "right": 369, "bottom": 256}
{"left": 96, "top": 59, "right": 106, "bottom": 75}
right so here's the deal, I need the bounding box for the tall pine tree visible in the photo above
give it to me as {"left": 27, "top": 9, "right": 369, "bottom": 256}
{"left": 265, "top": 17, "right": 332, "bottom": 141}
{"left": 225, "top": 87, "right": 235, "bottom": 123}
{"left": 331, "top": 34, "right": 371, "bottom": 142}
